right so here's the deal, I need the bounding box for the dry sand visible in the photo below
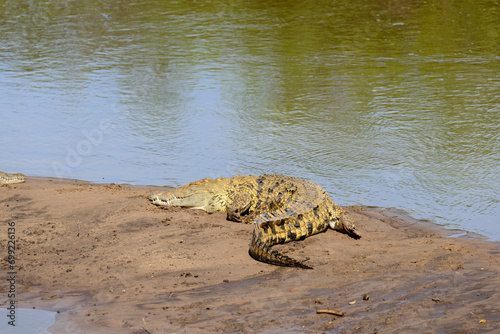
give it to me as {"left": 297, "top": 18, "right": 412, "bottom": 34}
{"left": 1, "top": 177, "right": 499, "bottom": 333}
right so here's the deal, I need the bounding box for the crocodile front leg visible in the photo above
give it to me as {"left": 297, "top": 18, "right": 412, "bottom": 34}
{"left": 226, "top": 193, "right": 253, "bottom": 223}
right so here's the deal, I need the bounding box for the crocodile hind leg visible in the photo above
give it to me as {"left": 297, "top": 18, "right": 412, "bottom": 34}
{"left": 248, "top": 227, "right": 313, "bottom": 269}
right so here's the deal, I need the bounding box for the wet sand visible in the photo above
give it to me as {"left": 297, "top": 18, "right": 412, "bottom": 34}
{"left": 1, "top": 177, "right": 499, "bottom": 333}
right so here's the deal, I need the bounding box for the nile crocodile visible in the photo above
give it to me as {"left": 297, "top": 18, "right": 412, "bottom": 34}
{"left": 0, "top": 171, "right": 26, "bottom": 185}
{"left": 148, "top": 175, "right": 361, "bottom": 269}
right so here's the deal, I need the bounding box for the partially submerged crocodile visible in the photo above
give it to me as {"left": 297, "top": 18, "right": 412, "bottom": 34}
{"left": 0, "top": 171, "right": 26, "bottom": 185}
{"left": 149, "top": 175, "right": 360, "bottom": 269}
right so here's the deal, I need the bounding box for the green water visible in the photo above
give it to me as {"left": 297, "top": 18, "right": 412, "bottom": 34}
{"left": 1, "top": 0, "right": 499, "bottom": 239}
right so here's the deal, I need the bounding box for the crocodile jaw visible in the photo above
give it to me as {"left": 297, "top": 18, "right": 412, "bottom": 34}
{"left": 0, "top": 172, "right": 26, "bottom": 185}
{"left": 149, "top": 191, "right": 199, "bottom": 205}
{"left": 149, "top": 193, "right": 176, "bottom": 206}
{"left": 148, "top": 177, "right": 229, "bottom": 213}
{"left": 148, "top": 190, "right": 220, "bottom": 212}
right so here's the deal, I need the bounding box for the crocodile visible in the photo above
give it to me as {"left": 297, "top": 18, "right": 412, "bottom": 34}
{"left": 148, "top": 175, "right": 361, "bottom": 269}
{"left": 0, "top": 171, "right": 26, "bottom": 185}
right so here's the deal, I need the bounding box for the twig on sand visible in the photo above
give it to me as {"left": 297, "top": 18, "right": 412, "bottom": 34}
{"left": 142, "top": 317, "right": 151, "bottom": 333}
{"left": 316, "top": 309, "right": 345, "bottom": 317}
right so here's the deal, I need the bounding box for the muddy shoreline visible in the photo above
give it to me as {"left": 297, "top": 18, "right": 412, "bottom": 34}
{"left": 1, "top": 177, "right": 499, "bottom": 333}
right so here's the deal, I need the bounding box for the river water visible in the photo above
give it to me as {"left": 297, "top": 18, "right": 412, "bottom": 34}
{"left": 1, "top": 0, "right": 499, "bottom": 239}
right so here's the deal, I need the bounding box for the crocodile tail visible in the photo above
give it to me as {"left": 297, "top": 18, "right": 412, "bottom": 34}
{"left": 248, "top": 230, "right": 313, "bottom": 269}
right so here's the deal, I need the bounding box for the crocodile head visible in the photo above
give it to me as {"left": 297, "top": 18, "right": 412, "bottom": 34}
{"left": 330, "top": 213, "right": 361, "bottom": 239}
{"left": 148, "top": 177, "right": 227, "bottom": 213}
{"left": 0, "top": 172, "right": 26, "bottom": 185}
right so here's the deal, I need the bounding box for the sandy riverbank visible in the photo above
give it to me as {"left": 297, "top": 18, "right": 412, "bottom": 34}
{"left": 1, "top": 176, "right": 499, "bottom": 333}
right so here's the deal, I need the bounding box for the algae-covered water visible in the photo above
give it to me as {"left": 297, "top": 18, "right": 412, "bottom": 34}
{"left": 1, "top": 0, "right": 499, "bottom": 239}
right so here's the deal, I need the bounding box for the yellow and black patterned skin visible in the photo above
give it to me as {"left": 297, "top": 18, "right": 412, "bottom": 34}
{"left": 148, "top": 175, "right": 361, "bottom": 269}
